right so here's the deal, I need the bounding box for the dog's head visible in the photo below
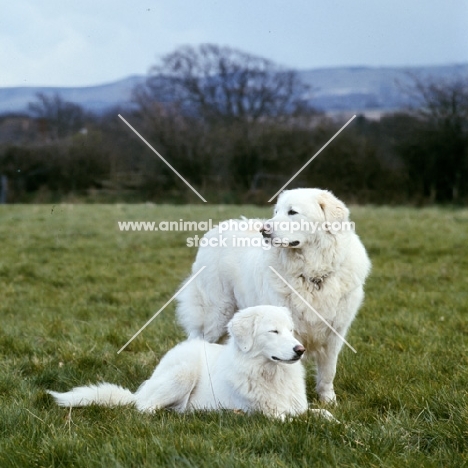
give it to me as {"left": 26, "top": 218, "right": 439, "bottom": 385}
{"left": 260, "top": 188, "right": 350, "bottom": 249}
{"left": 228, "top": 306, "right": 305, "bottom": 363}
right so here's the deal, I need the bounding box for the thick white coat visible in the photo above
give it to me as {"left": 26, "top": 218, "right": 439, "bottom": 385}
{"left": 177, "top": 188, "right": 371, "bottom": 402}
{"left": 49, "top": 306, "right": 311, "bottom": 419}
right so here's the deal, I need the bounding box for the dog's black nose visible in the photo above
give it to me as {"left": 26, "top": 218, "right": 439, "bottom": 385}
{"left": 293, "top": 345, "right": 305, "bottom": 357}
{"left": 260, "top": 226, "right": 272, "bottom": 238}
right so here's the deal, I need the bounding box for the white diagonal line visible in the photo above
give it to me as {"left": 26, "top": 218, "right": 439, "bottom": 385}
{"left": 118, "top": 114, "right": 207, "bottom": 203}
{"left": 268, "top": 266, "right": 357, "bottom": 353}
{"left": 117, "top": 266, "right": 207, "bottom": 354}
{"left": 268, "top": 115, "right": 356, "bottom": 202}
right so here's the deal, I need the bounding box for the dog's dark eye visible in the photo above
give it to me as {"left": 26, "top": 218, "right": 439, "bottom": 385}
{"left": 269, "top": 330, "right": 279, "bottom": 334}
{"left": 288, "top": 209, "right": 298, "bottom": 215}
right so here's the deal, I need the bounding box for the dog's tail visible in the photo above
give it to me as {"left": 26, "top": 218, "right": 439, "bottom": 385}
{"left": 47, "top": 383, "right": 135, "bottom": 408}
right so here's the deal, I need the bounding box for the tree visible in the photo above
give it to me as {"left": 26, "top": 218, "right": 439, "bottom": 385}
{"left": 131, "top": 44, "right": 317, "bottom": 195}
{"left": 29, "top": 93, "right": 85, "bottom": 140}
{"left": 134, "top": 44, "right": 311, "bottom": 124}
{"left": 400, "top": 76, "right": 468, "bottom": 202}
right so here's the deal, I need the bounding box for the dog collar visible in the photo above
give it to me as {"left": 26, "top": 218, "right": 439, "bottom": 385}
{"left": 300, "top": 273, "right": 331, "bottom": 290}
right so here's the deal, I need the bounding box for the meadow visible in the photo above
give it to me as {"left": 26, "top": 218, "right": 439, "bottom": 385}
{"left": 0, "top": 203, "right": 466, "bottom": 467}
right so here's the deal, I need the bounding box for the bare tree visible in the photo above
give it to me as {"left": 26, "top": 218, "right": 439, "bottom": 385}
{"left": 29, "top": 93, "right": 85, "bottom": 140}
{"left": 130, "top": 44, "right": 318, "bottom": 193}
{"left": 134, "top": 44, "right": 311, "bottom": 124}
{"left": 411, "top": 76, "right": 468, "bottom": 126}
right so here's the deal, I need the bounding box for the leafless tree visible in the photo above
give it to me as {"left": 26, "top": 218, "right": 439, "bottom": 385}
{"left": 410, "top": 76, "right": 468, "bottom": 127}
{"left": 29, "top": 93, "right": 85, "bottom": 140}
{"left": 134, "top": 44, "right": 311, "bottom": 124}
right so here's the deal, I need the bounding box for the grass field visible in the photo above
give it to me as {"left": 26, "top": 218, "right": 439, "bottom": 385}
{"left": 0, "top": 203, "right": 467, "bottom": 467}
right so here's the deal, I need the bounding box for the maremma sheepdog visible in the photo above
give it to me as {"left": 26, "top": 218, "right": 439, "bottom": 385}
{"left": 177, "top": 188, "right": 371, "bottom": 403}
{"left": 48, "top": 306, "right": 335, "bottom": 420}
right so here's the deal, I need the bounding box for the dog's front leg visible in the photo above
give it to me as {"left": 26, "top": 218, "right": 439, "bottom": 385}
{"left": 316, "top": 286, "right": 364, "bottom": 403}
{"left": 314, "top": 335, "right": 343, "bottom": 404}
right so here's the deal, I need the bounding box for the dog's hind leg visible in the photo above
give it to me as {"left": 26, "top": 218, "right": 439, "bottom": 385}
{"left": 134, "top": 345, "right": 202, "bottom": 413}
{"left": 177, "top": 281, "right": 236, "bottom": 342}
{"left": 134, "top": 367, "right": 199, "bottom": 413}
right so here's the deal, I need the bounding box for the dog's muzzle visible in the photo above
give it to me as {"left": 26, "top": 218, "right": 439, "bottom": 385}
{"left": 272, "top": 344, "right": 306, "bottom": 362}
{"left": 260, "top": 225, "right": 272, "bottom": 239}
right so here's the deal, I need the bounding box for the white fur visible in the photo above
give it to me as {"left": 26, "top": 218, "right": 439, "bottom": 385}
{"left": 177, "top": 188, "right": 371, "bottom": 403}
{"left": 49, "top": 306, "right": 322, "bottom": 420}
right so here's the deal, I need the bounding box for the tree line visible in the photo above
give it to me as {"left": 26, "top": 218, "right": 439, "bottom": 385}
{"left": 1, "top": 44, "right": 467, "bottom": 204}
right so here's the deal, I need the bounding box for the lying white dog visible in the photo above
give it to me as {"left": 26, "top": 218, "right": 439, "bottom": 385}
{"left": 49, "top": 306, "right": 334, "bottom": 420}
{"left": 177, "top": 188, "right": 371, "bottom": 403}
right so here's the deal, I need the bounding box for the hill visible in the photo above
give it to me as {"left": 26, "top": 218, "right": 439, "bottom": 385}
{"left": 0, "top": 64, "right": 466, "bottom": 117}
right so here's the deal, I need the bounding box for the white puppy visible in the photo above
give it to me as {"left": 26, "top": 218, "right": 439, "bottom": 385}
{"left": 177, "top": 188, "right": 371, "bottom": 403}
{"left": 49, "top": 306, "right": 336, "bottom": 420}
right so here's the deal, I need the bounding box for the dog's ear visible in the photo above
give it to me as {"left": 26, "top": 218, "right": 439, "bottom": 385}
{"left": 228, "top": 311, "right": 258, "bottom": 353}
{"left": 318, "top": 190, "right": 349, "bottom": 223}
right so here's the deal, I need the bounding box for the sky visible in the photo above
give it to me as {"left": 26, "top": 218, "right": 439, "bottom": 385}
{"left": 1, "top": 0, "right": 467, "bottom": 87}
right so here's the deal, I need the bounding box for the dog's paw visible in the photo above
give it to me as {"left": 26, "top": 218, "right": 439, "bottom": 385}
{"left": 309, "top": 408, "right": 340, "bottom": 423}
{"left": 318, "top": 390, "right": 337, "bottom": 405}
{"left": 135, "top": 402, "right": 157, "bottom": 413}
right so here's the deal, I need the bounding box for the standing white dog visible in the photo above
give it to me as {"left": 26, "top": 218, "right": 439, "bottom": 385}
{"left": 49, "top": 306, "right": 328, "bottom": 420}
{"left": 177, "top": 188, "right": 371, "bottom": 403}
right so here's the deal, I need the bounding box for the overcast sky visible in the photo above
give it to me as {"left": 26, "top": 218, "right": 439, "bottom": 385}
{"left": 1, "top": 0, "right": 467, "bottom": 87}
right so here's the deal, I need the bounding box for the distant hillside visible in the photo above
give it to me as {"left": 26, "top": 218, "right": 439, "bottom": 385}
{"left": 300, "top": 64, "right": 468, "bottom": 115}
{"left": 0, "top": 75, "right": 144, "bottom": 116}
{"left": 0, "top": 64, "right": 466, "bottom": 117}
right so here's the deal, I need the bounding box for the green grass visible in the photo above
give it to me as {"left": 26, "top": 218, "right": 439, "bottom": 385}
{"left": 0, "top": 203, "right": 467, "bottom": 467}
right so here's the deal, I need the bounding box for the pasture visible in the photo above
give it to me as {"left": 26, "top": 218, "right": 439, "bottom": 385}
{"left": 0, "top": 203, "right": 466, "bottom": 467}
